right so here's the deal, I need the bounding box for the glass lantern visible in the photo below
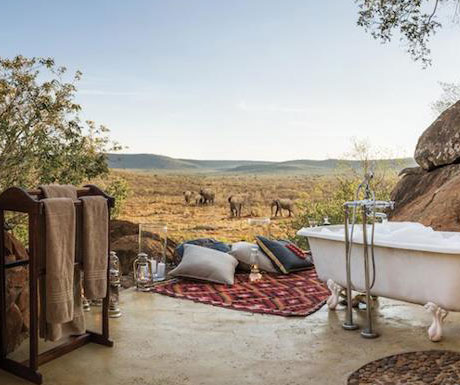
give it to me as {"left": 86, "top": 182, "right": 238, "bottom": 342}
{"left": 133, "top": 252, "right": 154, "bottom": 291}
{"left": 249, "top": 245, "right": 262, "bottom": 282}
{"left": 247, "top": 217, "right": 271, "bottom": 282}
{"left": 139, "top": 223, "right": 168, "bottom": 282}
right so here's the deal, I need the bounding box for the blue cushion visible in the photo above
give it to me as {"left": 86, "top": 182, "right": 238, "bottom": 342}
{"left": 256, "top": 236, "right": 313, "bottom": 274}
{"left": 175, "top": 238, "right": 231, "bottom": 261}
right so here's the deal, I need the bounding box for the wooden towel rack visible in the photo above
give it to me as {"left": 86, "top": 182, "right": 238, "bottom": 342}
{"left": 0, "top": 185, "right": 115, "bottom": 384}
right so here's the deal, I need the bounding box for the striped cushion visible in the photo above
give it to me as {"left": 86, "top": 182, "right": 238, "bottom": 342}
{"left": 256, "top": 236, "right": 313, "bottom": 274}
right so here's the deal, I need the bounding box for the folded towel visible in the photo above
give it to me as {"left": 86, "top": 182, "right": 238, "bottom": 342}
{"left": 42, "top": 198, "right": 75, "bottom": 323}
{"left": 80, "top": 196, "right": 109, "bottom": 299}
{"left": 39, "top": 184, "right": 85, "bottom": 341}
{"left": 39, "top": 184, "right": 78, "bottom": 201}
{"left": 42, "top": 269, "right": 86, "bottom": 342}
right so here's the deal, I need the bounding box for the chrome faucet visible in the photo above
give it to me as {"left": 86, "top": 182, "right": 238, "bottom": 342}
{"left": 374, "top": 212, "right": 388, "bottom": 223}
{"left": 342, "top": 170, "right": 395, "bottom": 339}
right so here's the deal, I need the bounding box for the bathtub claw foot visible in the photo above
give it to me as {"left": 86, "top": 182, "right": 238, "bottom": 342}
{"left": 326, "top": 279, "right": 343, "bottom": 310}
{"left": 424, "top": 302, "right": 448, "bottom": 342}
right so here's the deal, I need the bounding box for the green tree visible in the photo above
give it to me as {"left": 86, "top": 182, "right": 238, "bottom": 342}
{"left": 292, "top": 139, "right": 399, "bottom": 248}
{"left": 0, "top": 55, "right": 119, "bottom": 192}
{"left": 355, "top": 0, "right": 460, "bottom": 66}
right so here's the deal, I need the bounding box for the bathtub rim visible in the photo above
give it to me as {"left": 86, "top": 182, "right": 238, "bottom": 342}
{"left": 297, "top": 223, "right": 460, "bottom": 255}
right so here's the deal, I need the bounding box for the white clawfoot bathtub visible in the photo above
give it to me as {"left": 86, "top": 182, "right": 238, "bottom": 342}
{"left": 297, "top": 222, "right": 460, "bottom": 341}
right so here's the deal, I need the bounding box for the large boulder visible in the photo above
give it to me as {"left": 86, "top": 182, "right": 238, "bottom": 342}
{"left": 415, "top": 101, "right": 460, "bottom": 171}
{"left": 390, "top": 163, "right": 460, "bottom": 230}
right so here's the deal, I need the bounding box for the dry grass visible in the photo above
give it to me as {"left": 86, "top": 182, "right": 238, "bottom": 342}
{"left": 114, "top": 170, "right": 322, "bottom": 244}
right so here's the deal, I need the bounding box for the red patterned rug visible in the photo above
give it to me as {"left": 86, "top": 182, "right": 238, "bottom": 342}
{"left": 151, "top": 269, "right": 329, "bottom": 317}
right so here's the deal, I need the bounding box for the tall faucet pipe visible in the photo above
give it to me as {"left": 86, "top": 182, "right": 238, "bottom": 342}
{"left": 361, "top": 205, "right": 378, "bottom": 339}
{"left": 343, "top": 206, "right": 358, "bottom": 331}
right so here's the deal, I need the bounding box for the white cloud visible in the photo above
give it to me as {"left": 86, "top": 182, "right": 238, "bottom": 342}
{"left": 236, "top": 100, "right": 310, "bottom": 113}
{"left": 79, "top": 89, "right": 144, "bottom": 96}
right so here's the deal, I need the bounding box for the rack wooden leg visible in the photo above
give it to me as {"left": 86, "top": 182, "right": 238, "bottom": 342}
{"left": 29, "top": 214, "right": 40, "bottom": 371}
{"left": 102, "top": 208, "right": 111, "bottom": 341}
{"left": 0, "top": 358, "right": 43, "bottom": 384}
{"left": 0, "top": 210, "right": 6, "bottom": 359}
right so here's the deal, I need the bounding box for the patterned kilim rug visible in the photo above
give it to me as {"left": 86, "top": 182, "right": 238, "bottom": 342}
{"left": 348, "top": 350, "right": 460, "bottom": 385}
{"left": 151, "top": 269, "right": 329, "bottom": 317}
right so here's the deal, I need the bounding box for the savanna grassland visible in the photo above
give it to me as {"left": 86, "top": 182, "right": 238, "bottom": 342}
{"left": 112, "top": 170, "right": 330, "bottom": 244}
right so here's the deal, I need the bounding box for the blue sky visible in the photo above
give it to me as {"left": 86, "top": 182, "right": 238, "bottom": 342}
{"left": 2, "top": 1, "right": 460, "bottom": 160}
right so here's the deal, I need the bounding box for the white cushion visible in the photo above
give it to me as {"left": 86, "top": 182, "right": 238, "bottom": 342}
{"left": 169, "top": 244, "right": 238, "bottom": 285}
{"left": 229, "top": 242, "right": 278, "bottom": 273}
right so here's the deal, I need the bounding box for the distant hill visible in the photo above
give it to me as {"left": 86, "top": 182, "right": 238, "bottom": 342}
{"left": 107, "top": 153, "right": 199, "bottom": 170}
{"left": 107, "top": 153, "right": 416, "bottom": 175}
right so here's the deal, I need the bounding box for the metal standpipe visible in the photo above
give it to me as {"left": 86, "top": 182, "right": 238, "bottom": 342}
{"left": 342, "top": 205, "right": 358, "bottom": 331}
{"left": 361, "top": 206, "right": 379, "bottom": 339}
{"left": 340, "top": 169, "right": 394, "bottom": 340}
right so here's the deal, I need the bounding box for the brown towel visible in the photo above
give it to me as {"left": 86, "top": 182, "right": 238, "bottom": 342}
{"left": 39, "top": 184, "right": 85, "bottom": 341}
{"left": 41, "top": 198, "right": 85, "bottom": 341}
{"left": 42, "top": 269, "right": 86, "bottom": 342}
{"left": 42, "top": 198, "right": 75, "bottom": 324}
{"left": 39, "top": 184, "right": 78, "bottom": 200}
{"left": 80, "top": 196, "right": 109, "bottom": 299}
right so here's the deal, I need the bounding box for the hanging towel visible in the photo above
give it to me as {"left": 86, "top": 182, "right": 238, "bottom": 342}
{"left": 80, "top": 196, "right": 109, "bottom": 299}
{"left": 42, "top": 198, "right": 75, "bottom": 324}
{"left": 39, "top": 184, "right": 85, "bottom": 341}
{"left": 39, "top": 184, "right": 78, "bottom": 201}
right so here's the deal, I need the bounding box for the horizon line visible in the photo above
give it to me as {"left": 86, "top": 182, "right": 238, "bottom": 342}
{"left": 107, "top": 152, "right": 415, "bottom": 163}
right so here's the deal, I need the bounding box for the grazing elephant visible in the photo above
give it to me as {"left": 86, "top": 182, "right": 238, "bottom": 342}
{"left": 199, "top": 188, "right": 215, "bottom": 205}
{"left": 194, "top": 193, "right": 205, "bottom": 206}
{"left": 183, "top": 191, "right": 193, "bottom": 204}
{"left": 228, "top": 195, "right": 244, "bottom": 217}
{"left": 271, "top": 199, "right": 295, "bottom": 217}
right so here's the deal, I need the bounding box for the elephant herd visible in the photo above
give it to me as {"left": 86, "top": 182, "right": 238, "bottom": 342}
{"left": 183, "top": 189, "right": 215, "bottom": 206}
{"left": 183, "top": 189, "right": 295, "bottom": 218}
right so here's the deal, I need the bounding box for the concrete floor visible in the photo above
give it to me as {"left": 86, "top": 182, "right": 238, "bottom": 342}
{"left": 3, "top": 289, "right": 460, "bottom": 385}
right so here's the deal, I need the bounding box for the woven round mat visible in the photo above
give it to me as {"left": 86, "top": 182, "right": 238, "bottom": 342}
{"left": 348, "top": 350, "right": 460, "bottom": 385}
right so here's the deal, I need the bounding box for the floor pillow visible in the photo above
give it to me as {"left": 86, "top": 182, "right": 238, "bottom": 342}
{"left": 277, "top": 240, "right": 312, "bottom": 260}
{"left": 256, "top": 236, "right": 314, "bottom": 274}
{"left": 229, "top": 242, "right": 278, "bottom": 273}
{"left": 174, "top": 238, "right": 231, "bottom": 263}
{"left": 169, "top": 244, "right": 238, "bottom": 285}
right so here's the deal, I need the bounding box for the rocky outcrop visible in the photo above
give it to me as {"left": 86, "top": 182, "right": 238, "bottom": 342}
{"left": 390, "top": 164, "right": 460, "bottom": 230}
{"left": 415, "top": 101, "right": 460, "bottom": 171}
{"left": 4, "top": 232, "right": 30, "bottom": 354}
{"left": 392, "top": 101, "right": 460, "bottom": 228}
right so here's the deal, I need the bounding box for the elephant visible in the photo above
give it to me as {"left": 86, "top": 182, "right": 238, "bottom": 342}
{"left": 228, "top": 195, "right": 244, "bottom": 217}
{"left": 194, "top": 193, "right": 205, "bottom": 206}
{"left": 199, "top": 188, "right": 215, "bottom": 205}
{"left": 183, "top": 191, "right": 193, "bottom": 204}
{"left": 271, "top": 198, "right": 295, "bottom": 217}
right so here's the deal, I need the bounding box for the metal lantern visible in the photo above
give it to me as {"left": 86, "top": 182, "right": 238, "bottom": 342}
{"left": 82, "top": 292, "right": 91, "bottom": 312}
{"left": 81, "top": 273, "right": 92, "bottom": 310}
{"left": 90, "top": 299, "right": 103, "bottom": 307}
{"left": 133, "top": 252, "right": 154, "bottom": 291}
{"left": 109, "top": 251, "right": 122, "bottom": 318}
